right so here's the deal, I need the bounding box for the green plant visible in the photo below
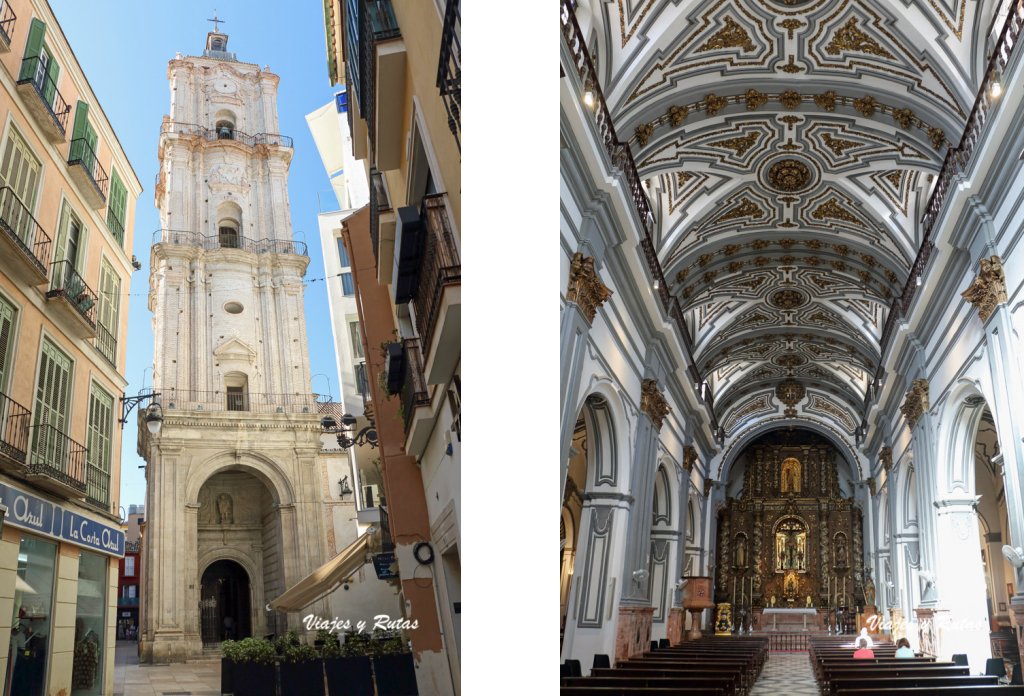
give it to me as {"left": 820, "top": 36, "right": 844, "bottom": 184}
{"left": 282, "top": 642, "right": 319, "bottom": 664}
{"left": 340, "top": 630, "right": 371, "bottom": 657}
{"left": 223, "top": 637, "right": 276, "bottom": 665}
{"left": 319, "top": 630, "right": 342, "bottom": 659}
{"left": 368, "top": 629, "right": 406, "bottom": 656}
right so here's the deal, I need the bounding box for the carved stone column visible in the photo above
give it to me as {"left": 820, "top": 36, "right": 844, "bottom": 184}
{"left": 560, "top": 252, "right": 612, "bottom": 505}
{"left": 901, "top": 378, "right": 941, "bottom": 607}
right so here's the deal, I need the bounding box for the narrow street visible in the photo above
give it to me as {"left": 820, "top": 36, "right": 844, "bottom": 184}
{"left": 113, "top": 641, "right": 220, "bottom": 696}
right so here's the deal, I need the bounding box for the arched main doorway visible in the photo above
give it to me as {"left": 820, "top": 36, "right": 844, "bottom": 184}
{"left": 200, "top": 560, "right": 252, "bottom": 645}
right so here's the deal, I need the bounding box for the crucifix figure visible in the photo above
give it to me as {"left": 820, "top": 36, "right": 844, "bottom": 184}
{"left": 208, "top": 12, "right": 226, "bottom": 33}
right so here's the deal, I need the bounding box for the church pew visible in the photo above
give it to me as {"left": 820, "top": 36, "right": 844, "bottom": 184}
{"left": 615, "top": 662, "right": 754, "bottom": 692}
{"left": 822, "top": 665, "right": 970, "bottom": 690}
{"left": 814, "top": 656, "right": 935, "bottom": 681}
{"left": 835, "top": 687, "right": 1024, "bottom": 696}
{"left": 591, "top": 667, "right": 744, "bottom": 693}
{"left": 828, "top": 675, "right": 998, "bottom": 696}
{"left": 560, "top": 687, "right": 725, "bottom": 696}
{"left": 561, "top": 675, "right": 738, "bottom": 695}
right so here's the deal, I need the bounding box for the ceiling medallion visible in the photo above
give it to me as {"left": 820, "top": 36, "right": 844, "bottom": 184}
{"left": 766, "top": 158, "right": 812, "bottom": 192}
{"left": 773, "top": 353, "right": 807, "bottom": 368}
{"left": 775, "top": 379, "right": 806, "bottom": 418}
{"left": 767, "top": 288, "right": 809, "bottom": 310}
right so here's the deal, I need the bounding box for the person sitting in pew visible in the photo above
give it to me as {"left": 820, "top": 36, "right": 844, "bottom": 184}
{"left": 852, "top": 637, "right": 874, "bottom": 659}
{"left": 894, "top": 637, "right": 914, "bottom": 658}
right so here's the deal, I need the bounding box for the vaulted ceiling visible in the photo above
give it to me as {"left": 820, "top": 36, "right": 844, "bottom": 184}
{"left": 575, "top": 0, "right": 1005, "bottom": 433}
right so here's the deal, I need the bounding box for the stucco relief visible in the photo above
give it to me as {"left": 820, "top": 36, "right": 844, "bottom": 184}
{"left": 208, "top": 163, "right": 250, "bottom": 189}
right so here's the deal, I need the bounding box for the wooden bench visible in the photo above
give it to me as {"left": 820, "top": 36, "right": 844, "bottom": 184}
{"left": 829, "top": 675, "right": 998, "bottom": 696}
{"left": 591, "top": 667, "right": 743, "bottom": 694}
{"left": 561, "top": 675, "right": 737, "bottom": 695}
{"left": 835, "top": 687, "right": 1024, "bottom": 696}
{"left": 560, "top": 687, "right": 726, "bottom": 695}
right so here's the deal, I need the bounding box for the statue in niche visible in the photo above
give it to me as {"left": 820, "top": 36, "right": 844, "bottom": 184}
{"left": 834, "top": 533, "right": 848, "bottom": 568}
{"left": 734, "top": 534, "right": 747, "bottom": 568}
{"left": 775, "top": 518, "right": 807, "bottom": 572}
{"left": 781, "top": 457, "right": 801, "bottom": 494}
{"left": 216, "top": 493, "right": 234, "bottom": 524}
{"left": 863, "top": 570, "right": 876, "bottom": 607}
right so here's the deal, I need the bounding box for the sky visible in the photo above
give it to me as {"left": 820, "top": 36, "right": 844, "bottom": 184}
{"left": 50, "top": 0, "right": 346, "bottom": 513}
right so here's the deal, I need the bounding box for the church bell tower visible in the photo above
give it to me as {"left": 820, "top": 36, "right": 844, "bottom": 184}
{"left": 139, "top": 25, "right": 331, "bottom": 663}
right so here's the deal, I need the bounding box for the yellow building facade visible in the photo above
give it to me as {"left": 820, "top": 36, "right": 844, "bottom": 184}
{"left": 0, "top": 1, "right": 141, "bottom": 694}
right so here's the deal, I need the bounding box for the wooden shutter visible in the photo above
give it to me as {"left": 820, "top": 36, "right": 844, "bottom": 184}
{"left": 0, "top": 128, "right": 41, "bottom": 210}
{"left": 107, "top": 169, "right": 126, "bottom": 243}
{"left": 18, "top": 18, "right": 45, "bottom": 81}
{"left": 98, "top": 261, "right": 120, "bottom": 333}
{"left": 0, "top": 295, "right": 15, "bottom": 391}
{"left": 32, "top": 339, "right": 72, "bottom": 466}
{"left": 42, "top": 48, "right": 59, "bottom": 107}
{"left": 86, "top": 384, "right": 113, "bottom": 503}
{"left": 71, "top": 100, "right": 89, "bottom": 141}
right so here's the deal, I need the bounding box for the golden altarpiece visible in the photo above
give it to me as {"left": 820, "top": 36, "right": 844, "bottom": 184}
{"left": 715, "top": 433, "right": 864, "bottom": 629}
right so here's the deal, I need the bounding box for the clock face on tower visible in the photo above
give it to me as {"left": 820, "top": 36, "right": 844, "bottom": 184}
{"left": 214, "top": 74, "right": 237, "bottom": 94}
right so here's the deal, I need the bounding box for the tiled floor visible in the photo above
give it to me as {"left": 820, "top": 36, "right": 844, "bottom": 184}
{"left": 114, "top": 641, "right": 222, "bottom": 696}
{"left": 749, "top": 652, "right": 819, "bottom": 696}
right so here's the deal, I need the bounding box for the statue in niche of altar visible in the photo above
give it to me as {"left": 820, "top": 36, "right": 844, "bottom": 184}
{"left": 806, "top": 595, "right": 813, "bottom": 608}
{"left": 734, "top": 534, "right": 747, "bottom": 568}
{"left": 775, "top": 519, "right": 807, "bottom": 572}
{"left": 781, "top": 457, "right": 801, "bottom": 494}
{"left": 770, "top": 595, "right": 776, "bottom": 607}
{"left": 863, "top": 569, "right": 876, "bottom": 607}
{"left": 834, "top": 533, "right": 848, "bottom": 568}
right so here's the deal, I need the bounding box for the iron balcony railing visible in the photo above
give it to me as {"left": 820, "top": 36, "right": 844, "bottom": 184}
{"left": 86, "top": 461, "right": 109, "bottom": 510}
{"left": 378, "top": 504, "right": 395, "bottom": 553}
{"left": 414, "top": 194, "right": 460, "bottom": 359}
{"left": 400, "top": 338, "right": 430, "bottom": 434}
{"left": 117, "top": 596, "right": 139, "bottom": 607}
{"left": 153, "top": 228, "right": 308, "bottom": 256}
{"left": 125, "top": 539, "right": 141, "bottom": 553}
{"left": 369, "top": 168, "right": 391, "bottom": 266}
{"left": 360, "top": 0, "right": 402, "bottom": 159}
{"left": 107, "top": 210, "right": 125, "bottom": 246}
{"left": 0, "top": 392, "right": 31, "bottom": 465}
{"left": 160, "top": 388, "right": 324, "bottom": 415}
{"left": 47, "top": 260, "right": 97, "bottom": 329}
{"left": 0, "top": 1, "right": 16, "bottom": 46}
{"left": 17, "top": 55, "right": 71, "bottom": 136}
{"left": 28, "top": 423, "right": 87, "bottom": 494}
{"left": 68, "top": 138, "right": 109, "bottom": 201}
{"left": 94, "top": 322, "right": 117, "bottom": 368}
{"left": 436, "top": 0, "right": 460, "bottom": 149}
{"left": 160, "top": 120, "right": 293, "bottom": 148}
{"left": 0, "top": 186, "right": 52, "bottom": 275}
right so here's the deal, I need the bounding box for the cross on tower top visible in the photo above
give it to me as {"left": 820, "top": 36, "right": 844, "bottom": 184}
{"left": 207, "top": 12, "right": 225, "bottom": 33}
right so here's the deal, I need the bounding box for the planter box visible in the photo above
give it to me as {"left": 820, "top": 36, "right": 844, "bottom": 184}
{"left": 229, "top": 662, "right": 276, "bottom": 696}
{"left": 373, "top": 653, "right": 418, "bottom": 695}
{"left": 325, "top": 656, "right": 373, "bottom": 696}
{"left": 280, "top": 660, "right": 325, "bottom": 696}
{"left": 221, "top": 658, "right": 233, "bottom": 695}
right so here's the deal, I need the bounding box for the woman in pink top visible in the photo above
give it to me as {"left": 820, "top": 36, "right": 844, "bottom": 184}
{"left": 852, "top": 637, "right": 875, "bottom": 659}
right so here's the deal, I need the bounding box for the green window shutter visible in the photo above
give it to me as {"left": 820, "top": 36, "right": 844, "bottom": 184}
{"left": 32, "top": 339, "right": 72, "bottom": 468}
{"left": 107, "top": 170, "right": 126, "bottom": 244}
{"left": 42, "top": 51, "right": 60, "bottom": 107}
{"left": 19, "top": 18, "right": 45, "bottom": 80}
{"left": 0, "top": 295, "right": 16, "bottom": 391}
{"left": 71, "top": 101, "right": 89, "bottom": 140}
{"left": 97, "top": 261, "right": 120, "bottom": 365}
{"left": 86, "top": 383, "right": 113, "bottom": 504}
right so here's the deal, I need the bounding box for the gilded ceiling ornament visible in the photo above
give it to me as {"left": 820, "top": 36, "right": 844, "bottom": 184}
{"left": 860, "top": 253, "right": 877, "bottom": 267}
{"left": 880, "top": 446, "right": 892, "bottom": 472}
{"left": 745, "top": 89, "right": 768, "bottom": 110}
{"left": 703, "top": 270, "right": 718, "bottom": 283}
{"left": 723, "top": 244, "right": 742, "bottom": 256}
{"left": 780, "top": 116, "right": 801, "bottom": 127}
{"left": 961, "top": 255, "right": 1008, "bottom": 322}
{"left": 780, "top": 196, "right": 798, "bottom": 204}
{"left": 718, "top": 197, "right": 765, "bottom": 223}
{"left": 703, "top": 478, "right": 713, "bottom": 497}
{"left": 751, "top": 239, "right": 771, "bottom": 250}
{"left": 781, "top": 56, "right": 804, "bottom": 73}
{"left": 668, "top": 105, "right": 688, "bottom": 127}
{"left": 928, "top": 127, "right": 946, "bottom": 149}
{"left": 806, "top": 256, "right": 820, "bottom": 265}
{"left": 635, "top": 123, "right": 654, "bottom": 146}
{"left": 853, "top": 95, "right": 877, "bottom": 117}
{"left": 677, "top": 172, "right": 693, "bottom": 187}
{"left": 676, "top": 268, "right": 690, "bottom": 282}
{"left": 780, "top": 255, "right": 796, "bottom": 265}
{"left": 884, "top": 269, "right": 898, "bottom": 284}
{"left": 779, "top": 90, "right": 802, "bottom": 109}
{"left": 833, "top": 244, "right": 849, "bottom": 256}
{"left": 708, "top": 132, "right": 759, "bottom": 157}
{"left": 831, "top": 260, "right": 847, "bottom": 272}
{"left": 775, "top": 379, "right": 806, "bottom": 417}
{"left": 891, "top": 108, "right": 914, "bottom": 129}
{"left": 683, "top": 446, "right": 698, "bottom": 473}
{"left": 821, "top": 132, "right": 859, "bottom": 156}
{"left": 824, "top": 17, "right": 895, "bottom": 59}
{"left": 814, "top": 91, "right": 838, "bottom": 112}
{"left": 773, "top": 353, "right": 807, "bottom": 368}
{"left": 779, "top": 19, "right": 805, "bottom": 39}
{"left": 682, "top": 286, "right": 695, "bottom": 299}
{"left": 705, "top": 93, "right": 729, "bottom": 116}
{"left": 778, "top": 238, "right": 796, "bottom": 249}
{"left": 858, "top": 270, "right": 870, "bottom": 283}
{"left": 754, "top": 256, "right": 770, "bottom": 267}
{"left": 766, "top": 158, "right": 811, "bottom": 192}
{"left": 812, "top": 198, "right": 860, "bottom": 224}
{"left": 640, "top": 378, "right": 671, "bottom": 430}
{"left": 900, "top": 379, "right": 929, "bottom": 428}
{"left": 867, "top": 477, "right": 876, "bottom": 496}
{"left": 698, "top": 253, "right": 714, "bottom": 267}
{"left": 770, "top": 288, "right": 806, "bottom": 309}
{"left": 728, "top": 260, "right": 744, "bottom": 273}
{"left": 696, "top": 16, "right": 756, "bottom": 53}
{"left": 566, "top": 252, "right": 612, "bottom": 325}
{"left": 804, "top": 239, "right": 822, "bottom": 250}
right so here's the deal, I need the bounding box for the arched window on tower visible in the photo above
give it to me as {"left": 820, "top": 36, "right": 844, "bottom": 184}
{"left": 214, "top": 109, "right": 237, "bottom": 140}
{"left": 224, "top": 372, "right": 249, "bottom": 411}
{"left": 217, "top": 201, "right": 243, "bottom": 249}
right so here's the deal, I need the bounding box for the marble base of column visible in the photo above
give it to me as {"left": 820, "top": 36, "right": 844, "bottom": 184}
{"left": 615, "top": 605, "right": 655, "bottom": 661}
{"left": 667, "top": 607, "right": 686, "bottom": 645}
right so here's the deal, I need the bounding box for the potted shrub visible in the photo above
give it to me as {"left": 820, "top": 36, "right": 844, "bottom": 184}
{"left": 223, "top": 637, "right": 277, "bottom": 696}
{"left": 280, "top": 640, "right": 324, "bottom": 696}
{"left": 324, "top": 630, "right": 373, "bottom": 696}
{"left": 370, "top": 630, "right": 418, "bottom": 696}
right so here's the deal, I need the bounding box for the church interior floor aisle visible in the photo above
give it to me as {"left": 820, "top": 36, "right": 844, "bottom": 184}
{"left": 749, "top": 652, "right": 819, "bottom": 696}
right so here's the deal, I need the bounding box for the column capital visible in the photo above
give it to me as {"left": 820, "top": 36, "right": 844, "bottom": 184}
{"left": 879, "top": 446, "right": 892, "bottom": 472}
{"left": 900, "top": 379, "right": 929, "bottom": 428}
{"left": 932, "top": 495, "right": 980, "bottom": 514}
{"left": 566, "top": 252, "right": 612, "bottom": 325}
{"left": 683, "top": 445, "right": 698, "bottom": 473}
{"left": 640, "top": 378, "right": 671, "bottom": 430}
{"left": 961, "top": 255, "right": 1007, "bottom": 323}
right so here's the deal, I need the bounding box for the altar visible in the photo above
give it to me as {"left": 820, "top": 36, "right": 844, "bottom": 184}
{"left": 762, "top": 608, "right": 818, "bottom": 632}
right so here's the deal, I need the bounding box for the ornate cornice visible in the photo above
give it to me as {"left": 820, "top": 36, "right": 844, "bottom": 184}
{"left": 900, "top": 379, "right": 929, "bottom": 428}
{"left": 683, "top": 446, "right": 698, "bottom": 473}
{"left": 961, "top": 255, "right": 1007, "bottom": 323}
{"left": 566, "top": 252, "right": 612, "bottom": 325}
{"left": 879, "top": 446, "right": 892, "bottom": 472}
{"left": 640, "top": 378, "right": 671, "bottom": 430}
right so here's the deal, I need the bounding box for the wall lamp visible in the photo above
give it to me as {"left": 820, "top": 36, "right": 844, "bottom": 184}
{"left": 120, "top": 392, "right": 163, "bottom": 434}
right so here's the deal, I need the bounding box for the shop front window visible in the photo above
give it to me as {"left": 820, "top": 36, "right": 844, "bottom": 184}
{"left": 5, "top": 536, "right": 57, "bottom": 696}
{"left": 71, "top": 551, "right": 108, "bottom": 695}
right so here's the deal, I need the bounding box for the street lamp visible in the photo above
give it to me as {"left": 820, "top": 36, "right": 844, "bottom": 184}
{"left": 320, "top": 412, "right": 378, "bottom": 450}
{"left": 120, "top": 391, "right": 162, "bottom": 433}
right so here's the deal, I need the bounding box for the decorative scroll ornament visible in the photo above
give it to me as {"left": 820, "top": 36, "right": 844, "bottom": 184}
{"left": 704, "top": 478, "right": 714, "bottom": 498}
{"left": 866, "top": 477, "right": 876, "bottom": 496}
{"left": 880, "top": 446, "right": 893, "bottom": 472}
{"left": 566, "top": 252, "right": 612, "bottom": 325}
{"left": 635, "top": 122, "right": 654, "bottom": 146}
{"left": 775, "top": 379, "right": 806, "bottom": 417}
{"left": 683, "top": 446, "right": 698, "bottom": 473}
{"left": 640, "top": 379, "right": 671, "bottom": 430}
{"left": 961, "top": 255, "right": 1007, "bottom": 323}
{"left": 696, "top": 16, "right": 755, "bottom": 53}
{"left": 900, "top": 379, "right": 929, "bottom": 428}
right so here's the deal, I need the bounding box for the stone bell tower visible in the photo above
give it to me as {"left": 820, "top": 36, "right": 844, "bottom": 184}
{"left": 139, "top": 27, "right": 332, "bottom": 663}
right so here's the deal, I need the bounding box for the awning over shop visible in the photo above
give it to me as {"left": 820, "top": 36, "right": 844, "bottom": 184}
{"left": 269, "top": 531, "right": 373, "bottom": 612}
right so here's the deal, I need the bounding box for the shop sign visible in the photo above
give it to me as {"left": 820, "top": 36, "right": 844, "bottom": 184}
{"left": 0, "top": 482, "right": 124, "bottom": 557}
{"left": 372, "top": 552, "right": 399, "bottom": 580}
